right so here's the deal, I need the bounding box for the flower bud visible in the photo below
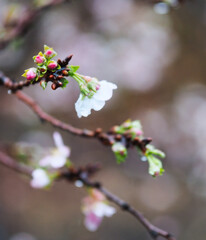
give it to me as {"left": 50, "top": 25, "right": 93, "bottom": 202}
{"left": 34, "top": 55, "right": 45, "bottom": 64}
{"left": 45, "top": 49, "right": 53, "bottom": 57}
{"left": 47, "top": 61, "right": 58, "bottom": 70}
{"left": 51, "top": 83, "right": 57, "bottom": 90}
{"left": 26, "top": 68, "right": 37, "bottom": 81}
{"left": 40, "top": 80, "right": 47, "bottom": 90}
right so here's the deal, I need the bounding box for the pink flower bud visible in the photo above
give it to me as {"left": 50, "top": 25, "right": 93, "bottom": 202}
{"left": 45, "top": 49, "right": 54, "bottom": 58}
{"left": 35, "top": 55, "right": 45, "bottom": 64}
{"left": 84, "top": 76, "right": 92, "bottom": 82}
{"left": 47, "top": 61, "right": 58, "bottom": 70}
{"left": 134, "top": 129, "right": 143, "bottom": 136}
{"left": 96, "top": 84, "right": 100, "bottom": 90}
{"left": 26, "top": 68, "right": 37, "bottom": 81}
{"left": 154, "top": 171, "right": 160, "bottom": 177}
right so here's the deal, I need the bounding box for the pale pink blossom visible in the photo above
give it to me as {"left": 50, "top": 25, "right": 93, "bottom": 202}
{"left": 82, "top": 189, "right": 116, "bottom": 231}
{"left": 40, "top": 132, "right": 70, "bottom": 168}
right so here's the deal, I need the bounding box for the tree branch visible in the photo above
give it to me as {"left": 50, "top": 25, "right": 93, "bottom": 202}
{"left": 0, "top": 70, "right": 150, "bottom": 152}
{"left": 0, "top": 0, "right": 68, "bottom": 50}
{"left": 0, "top": 150, "right": 175, "bottom": 240}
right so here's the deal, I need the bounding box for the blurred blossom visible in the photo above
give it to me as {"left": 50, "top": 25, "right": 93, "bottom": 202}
{"left": 153, "top": 3, "right": 170, "bottom": 15}
{"left": 82, "top": 189, "right": 116, "bottom": 231}
{"left": 10, "top": 233, "right": 36, "bottom": 240}
{"left": 40, "top": 132, "right": 70, "bottom": 168}
{"left": 30, "top": 168, "right": 50, "bottom": 188}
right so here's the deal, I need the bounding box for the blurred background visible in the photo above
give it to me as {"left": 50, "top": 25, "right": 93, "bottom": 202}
{"left": 0, "top": 0, "right": 206, "bottom": 239}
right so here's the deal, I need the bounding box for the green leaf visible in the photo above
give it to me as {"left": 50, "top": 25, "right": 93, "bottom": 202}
{"left": 112, "top": 142, "right": 128, "bottom": 164}
{"left": 61, "top": 78, "right": 69, "bottom": 88}
{"left": 68, "top": 65, "right": 80, "bottom": 74}
{"left": 40, "top": 80, "right": 47, "bottom": 90}
{"left": 114, "top": 151, "right": 127, "bottom": 164}
{"left": 147, "top": 154, "right": 164, "bottom": 177}
{"left": 146, "top": 145, "right": 166, "bottom": 158}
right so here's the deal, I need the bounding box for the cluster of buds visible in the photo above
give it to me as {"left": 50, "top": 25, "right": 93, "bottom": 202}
{"left": 110, "top": 119, "right": 165, "bottom": 177}
{"left": 22, "top": 45, "right": 70, "bottom": 90}
{"left": 22, "top": 45, "right": 58, "bottom": 82}
{"left": 112, "top": 119, "right": 143, "bottom": 139}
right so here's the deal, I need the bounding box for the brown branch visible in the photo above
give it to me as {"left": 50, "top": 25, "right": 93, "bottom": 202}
{"left": 14, "top": 90, "right": 150, "bottom": 151}
{"left": 0, "top": 70, "right": 150, "bottom": 151}
{"left": 0, "top": 150, "right": 175, "bottom": 240}
{"left": 0, "top": 0, "right": 68, "bottom": 50}
{"left": 0, "top": 150, "right": 32, "bottom": 176}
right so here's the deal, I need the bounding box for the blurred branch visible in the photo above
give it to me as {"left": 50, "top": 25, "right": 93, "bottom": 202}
{"left": 0, "top": 0, "right": 68, "bottom": 50}
{"left": 0, "top": 149, "right": 175, "bottom": 240}
{"left": 0, "top": 70, "right": 151, "bottom": 153}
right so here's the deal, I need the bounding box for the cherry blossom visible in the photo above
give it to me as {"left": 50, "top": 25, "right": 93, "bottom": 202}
{"left": 75, "top": 80, "right": 117, "bottom": 118}
{"left": 82, "top": 189, "right": 116, "bottom": 231}
{"left": 39, "top": 132, "right": 70, "bottom": 168}
{"left": 30, "top": 169, "right": 50, "bottom": 188}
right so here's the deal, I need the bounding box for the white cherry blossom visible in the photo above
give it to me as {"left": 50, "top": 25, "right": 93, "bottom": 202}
{"left": 75, "top": 80, "right": 117, "bottom": 118}
{"left": 39, "top": 132, "right": 70, "bottom": 168}
{"left": 30, "top": 169, "right": 50, "bottom": 188}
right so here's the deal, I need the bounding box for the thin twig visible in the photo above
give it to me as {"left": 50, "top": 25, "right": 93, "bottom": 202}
{"left": 0, "top": 150, "right": 176, "bottom": 240}
{"left": 0, "top": 0, "right": 68, "bottom": 50}
{"left": 0, "top": 70, "right": 151, "bottom": 150}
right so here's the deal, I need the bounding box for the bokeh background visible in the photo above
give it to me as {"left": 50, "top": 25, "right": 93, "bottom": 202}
{"left": 0, "top": 0, "right": 206, "bottom": 239}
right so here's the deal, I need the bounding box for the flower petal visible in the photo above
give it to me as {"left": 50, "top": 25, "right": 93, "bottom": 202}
{"left": 93, "top": 202, "right": 116, "bottom": 217}
{"left": 39, "top": 156, "right": 52, "bottom": 167}
{"left": 75, "top": 94, "right": 92, "bottom": 118}
{"left": 75, "top": 95, "right": 105, "bottom": 117}
{"left": 94, "top": 80, "right": 117, "bottom": 101}
{"left": 84, "top": 212, "right": 102, "bottom": 232}
{"left": 58, "top": 146, "right": 70, "bottom": 158}
{"left": 50, "top": 155, "right": 67, "bottom": 168}
{"left": 53, "top": 132, "right": 64, "bottom": 148}
{"left": 30, "top": 169, "right": 50, "bottom": 188}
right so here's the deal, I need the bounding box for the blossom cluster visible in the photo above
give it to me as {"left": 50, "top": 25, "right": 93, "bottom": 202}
{"left": 111, "top": 119, "right": 165, "bottom": 177}
{"left": 28, "top": 132, "right": 115, "bottom": 231}
{"left": 22, "top": 45, "right": 117, "bottom": 118}
{"left": 30, "top": 132, "right": 71, "bottom": 188}
{"left": 22, "top": 45, "right": 59, "bottom": 83}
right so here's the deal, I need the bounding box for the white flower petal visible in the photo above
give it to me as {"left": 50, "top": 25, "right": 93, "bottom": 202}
{"left": 39, "top": 156, "right": 52, "bottom": 167}
{"left": 50, "top": 155, "right": 67, "bottom": 168}
{"left": 30, "top": 169, "right": 50, "bottom": 188}
{"left": 93, "top": 202, "right": 116, "bottom": 218}
{"left": 75, "top": 94, "right": 92, "bottom": 118}
{"left": 58, "top": 146, "right": 70, "bottom": 158}
{"left": 91, "top": 99, "right": 105, "bottom": 111}
{"left": 53, "top": 132, "right": 64, "bottom": 148}
{"left": 94, "top": 80, "right": 117, "bottom": 101}
{"left": 93, "top": 202, "right": 107, "bottom": 217}
{"left": 75, "top": 80, "right": 117, "bottom": 118}
{"left": 103, "top": 205, "right": 116, "bottom": 217}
